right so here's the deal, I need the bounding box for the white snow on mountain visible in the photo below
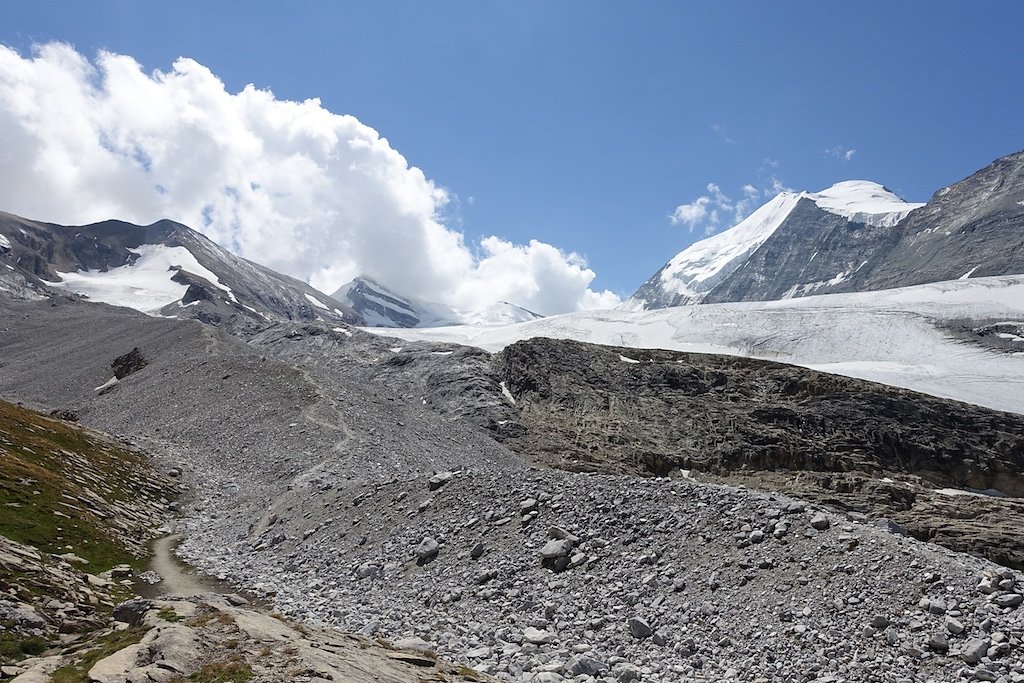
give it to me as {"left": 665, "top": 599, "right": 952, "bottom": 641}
{"left": 45, "top": 244, "right": 234, "bottom": 314}
{"left": 0, "top": 233, "right": 10, "bottom": 250}
{"left": 374, "top": 275, "right": 1024, "bottom": 415}
{"left": 303, "top": 293, "right": 331, "bottom": 310}
{"left": 627, "top": 192, "right": 805, "bottom": 308}
{"left": 625, "top": 182, "right": 924, "bottom": 309}
{"left": 460, "top": 301, "right": 543, "bottom": 326}
{"left": 806, "top": 180, "right": 924, "bottom": 228}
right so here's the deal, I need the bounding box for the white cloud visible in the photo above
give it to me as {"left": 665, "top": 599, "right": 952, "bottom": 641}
{"left": 0, "top": 43, "right": 618, "bottom": 315}
{"left": 710, "top": 123, "right": 737, "bottom": 145}
{"left": 670, "top": 176, "right": 790, "bottom": 237}
{"left": 825, "top": 145, "right": 856, "bottom": 162}
{"left": 669, "top": 196, "right": 711, "bottom": 228}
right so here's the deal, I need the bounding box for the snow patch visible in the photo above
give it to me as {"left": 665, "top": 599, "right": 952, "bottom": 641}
{"left": 0, "top": 233, "right": 10, "bottom": 250}
{"left": 807, "top": 181, "right": 923, "bottom": 228}
{"left": 46, "top": 244, "right": 234, "bottom": 314}
{"left": 935, "top": 487, "right": 1008, "bottom": 498}
{"left": 93, "top": 376, "right": 118, "bottom": 392}
{"left": 304, "top": 293, "right": 330, "bottom": 310}
{"left": 619, "top": 354, "right": 641, "bottom": 364}
{"left": 960, "top": 266, "right": 980, "bottom": 280}
{"left": 331, "top": 327, "right": 353, "bottom": 337}
{"left": 499, "top": 381, "right": 516, "bottom": 404}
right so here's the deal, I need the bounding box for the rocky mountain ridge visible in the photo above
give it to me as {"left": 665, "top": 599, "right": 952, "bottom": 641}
{"left": 0, "top": 211, "right": 360, "bottom": 328}
{"left": 629, "top": 150, "right": 1024, "bottom": 309}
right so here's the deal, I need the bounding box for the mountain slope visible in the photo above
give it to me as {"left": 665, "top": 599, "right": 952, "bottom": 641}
{"left": 0, "top": 211, "right": 361, "bottom": 327}
{"left": 332, "top": 275, "right": 543, "bottom": 328}
{"left": 627, "top": 181, "right": 921, "bottom": 309}
{"left": 850, "top": 149, "right": 1024, "bottom": 290}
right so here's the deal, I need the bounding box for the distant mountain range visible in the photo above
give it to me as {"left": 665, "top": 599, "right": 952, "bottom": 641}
{"left": 331, "top": 276, "right": 543, "bottom": 328}
{"left": 1, "top": 150, "right": 1021, "bottom": 328}
{"left": 0, "top": 213, "right": 544, "bottom": 329}
{"left": 626, "top": 150, "right": 1024, "bottom": 310}
{"left": 0, "top": 212, "right": 359, "bottom": 327}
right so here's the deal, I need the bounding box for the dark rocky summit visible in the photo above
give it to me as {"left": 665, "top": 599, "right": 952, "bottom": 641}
{"left": 852, "top": 150, "right": 1024, "bottom": 291}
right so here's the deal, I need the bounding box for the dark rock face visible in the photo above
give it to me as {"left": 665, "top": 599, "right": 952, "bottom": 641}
{"left": 495, "top": 338, "right": 1024, "bottom": 491}
{"left": 851, "top": 150, "right": 1024, "bottom": 291}
{"left": 111, "top": 347, "right": 148, "bottom": 379}
{"left": 336, "top": 276, "right": 421, "bottom": 328}
{"left": 703, "top": 199, "right": 896, "bottom": 303}
{"left": 493, "top": 337, "right": 1024, "bottom": 566}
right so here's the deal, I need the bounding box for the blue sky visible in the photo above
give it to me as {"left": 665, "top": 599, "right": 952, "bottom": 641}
{"left": 1, "top": 1, "right": 1022, "bottom": 301}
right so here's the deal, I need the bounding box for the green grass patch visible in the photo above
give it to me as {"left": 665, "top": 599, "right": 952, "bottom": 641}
{"left": 189, "top": 660, "right": 253, "bottom": 682}
{"left": 157, "top": 606, "right": 184, "bottom": 622}
{"left": 49, "top": 627, "right": 147, "bottom": 683}
{"left": 0, "top": 400, "right": 167, "bottom": 574}
{"left": 0, "top": 626, "right": 49, "bottom": 662}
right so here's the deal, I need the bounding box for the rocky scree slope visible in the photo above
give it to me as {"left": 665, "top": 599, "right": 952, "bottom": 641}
{"left": 3, "top": 297, "right": 1024, "bottom": 681}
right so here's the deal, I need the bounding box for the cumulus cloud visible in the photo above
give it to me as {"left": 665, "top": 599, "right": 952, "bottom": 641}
{"left": 825, "top": 145, "right": 856, "bottom": 162}
{"left": 669, "top": 176, "right": 790, "bottom": 237}
{"left": 0, "top": 42, "right": 618, "bottom": 315}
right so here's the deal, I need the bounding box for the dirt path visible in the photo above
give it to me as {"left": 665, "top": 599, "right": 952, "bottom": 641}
{"left": 251, "top": 364, "right": 355, "bottom": 534}
{"left": 136, "top": 533, "right": 227, "bottom": 598}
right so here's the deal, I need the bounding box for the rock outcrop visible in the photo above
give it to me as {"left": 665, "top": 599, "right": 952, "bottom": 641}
{"left": 493, "top": 337, "right": 1024, "bottom": 566}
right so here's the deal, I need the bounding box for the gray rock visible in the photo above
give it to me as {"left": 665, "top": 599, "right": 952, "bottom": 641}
{"left": 563, "top": 655, "right": 608, "bottom": 677}
{"left": 961, "top": 637, "right": 990, "bottom": 664}
{"left": 112, "top": 599, "right": 152, "bottom": 627}
{"left": 810, "top": 512, "right": 831, "bottom": 531}
{"left": 539, "top": 539, "right": 573, "bottom": 560}
{"left": 428, "top": 471, "right": 455, "bottom": 491}
{"left": 994, "top": 593, "right": 1023, "bottom": 608}
{"left": 870, "top": 615, "right": 890, "bottom": 629}
{"left": 523, "top": 626, "right": 556, "bottom": 645}
{"left": 927, "top": 633, "right": 950, "bottom": 653}
{"left": 627, "top": 617, "right": 652, "bottom": 639}
{"left": 414, "top": 537, "right": 439, "bottom": 564}
{"left": 614, "top": 663, "right": 642, "bottom": 682}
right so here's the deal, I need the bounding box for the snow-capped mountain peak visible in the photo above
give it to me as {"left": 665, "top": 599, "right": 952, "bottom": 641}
{"left": 624, "top": 180, "right": 923, "bottom": 310}
{"left": 806, "top": 180, "right": 923, "bottom": 228}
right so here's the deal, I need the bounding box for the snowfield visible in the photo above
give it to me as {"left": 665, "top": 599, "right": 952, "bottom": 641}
{"left": 373, "top": 276, "right": 1024, "bottom": 415}
{"left": 45, "top": 244, "right": 236, "bottom": 314}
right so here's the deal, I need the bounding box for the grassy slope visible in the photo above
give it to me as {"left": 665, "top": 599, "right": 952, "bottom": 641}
{"left": 0, "top": 400, "right": 166, "bottom": 573}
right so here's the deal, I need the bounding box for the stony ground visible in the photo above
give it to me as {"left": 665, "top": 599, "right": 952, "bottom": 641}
{"left": 2, "top": 296, "right": 1023, "bottom": 682}
{"left": 9, "top": 594, "right": 490, "bottom": 683}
